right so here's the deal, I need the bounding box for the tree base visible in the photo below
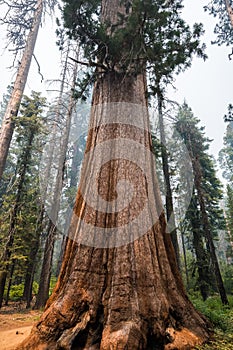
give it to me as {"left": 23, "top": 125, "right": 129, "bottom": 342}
{"left": 18, "top": 323, "right": 210, "bottom": 350}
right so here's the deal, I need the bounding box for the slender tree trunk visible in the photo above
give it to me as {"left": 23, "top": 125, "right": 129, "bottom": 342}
{"left": 19, "top": 2, "right": 211, "bottom": 348}
{"left": 5, "top": 260, "right": 15, "bottom": 306}
{"left": 56, "top": 139, "right": 82, "bottom": 276}
{"left": 23, "top": 206, "right": 43, "bottom": 308}
{"left": 0, "top": 0, "right": 43, "bottom": 180}
{"left": 192, "top": 156, "right": 228, "bottom": 305}
{"left": 41, "top": 42, "right": 71, "bottom": 201}
{"left": 35, "top": 59, "right": 79, "bottom": 309}
{"left": 189, "top": 196, "right": 212, "bottom": 301}
{"left": 180, "top": 222, "right": 189, "bottom": 290}
{"left": 157, "top": 91, "right": 181, "bottom": 269}
{"left": 0, "top": 131, "right": 34, "bottom": 308}
{"left": 33, "top": 45, "right": 71, "bottom": 309}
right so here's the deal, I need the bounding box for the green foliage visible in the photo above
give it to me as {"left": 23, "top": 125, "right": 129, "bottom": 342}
{"left": 191, "top": 294, "right": 232, "bottom": 331}
{"left": 191, "top": 294, "right": 233, "bottom": 349}
{"left": 175, "top": 102, "right": 225, "bottom": 239}
{"left": 204, "top": 0, "right": 233, "bottom": 48}
{"left": 61, "top": 0, "right": 206, "bottom": 97}
{"left": 222, "top": 264, "right": 233, "bottom": 294}
{"left": 224, "top": 104, "right": 233, "bottom": 122}
{"left": 7, "top": 281, "right": 39, "bottom": 301}
{"left": 49, "top": 276, "right": 57, "bottom": 296}
{"left": 0, "top": 91, "right": 47, "bottom": 303}
{"left": 174, "top": 103, "right": 227, "bottom": 299}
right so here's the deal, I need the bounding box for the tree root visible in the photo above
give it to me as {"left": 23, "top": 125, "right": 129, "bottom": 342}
{"left": 57, "top": 311, "right": 91, "bottom": 349}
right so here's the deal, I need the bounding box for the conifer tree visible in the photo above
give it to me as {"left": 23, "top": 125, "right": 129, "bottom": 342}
{"left": 0, "top": 0, "right": 58, "bottom": 180}
{"left": 0, "top": 91, "right": 46, "bottom": 308}
{"left": 20, "top": 1, "right": 211, "bottom": 349}
{"left": 219, "top": 121, "right": 233, "bottom": 259}
{"left": 175, "top": 102, "right": 228, "bottom": 305}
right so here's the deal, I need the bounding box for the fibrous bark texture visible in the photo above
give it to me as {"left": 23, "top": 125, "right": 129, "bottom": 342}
{"left": 18, "top": 71, "right": 211, "bottom": 350}
{"left": 18, "top": 1, "right": 211, "bottom": 348}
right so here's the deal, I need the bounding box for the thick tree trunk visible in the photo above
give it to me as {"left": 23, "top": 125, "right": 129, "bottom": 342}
{"left": 19, "top": 70, "right": 211, "bottom": 349}
{"left": 19, "top": 1, "right": 211, "bottom": 348}
{"left": 157, "top": 91, "right": 181, "bottom": 269}
{"left": 0, "top": 0, "right": 43, "bottom": 180}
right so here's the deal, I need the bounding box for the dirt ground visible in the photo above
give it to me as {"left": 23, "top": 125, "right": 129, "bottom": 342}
{"left": 0, "top": 302, "right": 42, "bottom": 350}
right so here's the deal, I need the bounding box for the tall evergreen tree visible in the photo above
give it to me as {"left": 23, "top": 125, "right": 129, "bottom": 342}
{"left": 175, "top": 102, "right": 228, "bottom": 304}
{"left": 219, "top": 120, "right": 233, "bottom": 260}
{"left": 0, "top": 0, "right": 58, "bottom": 180}
{"left": 20, "top": 1, "right": 211, "bottom": 349}
{"left": 0, "top": 91, "right": 46, "bottom": 308}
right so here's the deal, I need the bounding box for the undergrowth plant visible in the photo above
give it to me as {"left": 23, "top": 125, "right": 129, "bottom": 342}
{"left": 190, "top": 294, "right": 233, "bottom": 350}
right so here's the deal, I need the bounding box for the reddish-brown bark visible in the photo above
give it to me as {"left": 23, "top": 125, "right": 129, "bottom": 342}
{"left": 18, "top": 1, "right": 212, "bottom": 348}
{"left": 18, "top": 72, "right": 212, "bottom": 350}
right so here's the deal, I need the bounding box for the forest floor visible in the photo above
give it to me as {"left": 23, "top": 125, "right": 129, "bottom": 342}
{"left": 0, "top": 302, "right": 42, "bottom": 350}
{"left": 0, "top": 297, "right": 233, "bottom": 350}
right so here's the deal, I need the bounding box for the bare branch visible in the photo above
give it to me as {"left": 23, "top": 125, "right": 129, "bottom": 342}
{"left": 33, "top": 53, "right": 44, "bottom": 82}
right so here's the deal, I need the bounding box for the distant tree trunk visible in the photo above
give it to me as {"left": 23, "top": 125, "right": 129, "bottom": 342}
{"left": 19, "top": 1, "right": 211, "bottom": 349}
{"left": 23, "top": 204, "right": 44, "bottom": 308}
{"left": 157, "top": 90, "right": 181, "bottom": 269}
{"left": 180, "top": 221, "right": 189, "bottom": 289}
{"left": 33, "top": 46, "right": 70, "bottom": 309}
{"left": 56, "top": 139, "right": 82, "bottom": 276}
{"left": 189, "top": 195, "right": 212, "bottom": 301}
{"left": 192, "top": 156, "right": 228, "bottom": 305}
{"left": 0, "top": 131, "right": 34, "bottom": 308}
{"left": 0, "top": 0, "right": 43, "bottom": 180}
{"left": 5, "top": 260, "right": 15, "bottom": 306}
{"left": 35, "top": 59, "right": 79, "bottom": 309}
{"left": 41, "top": 42, "right": 70, "bottom": 201}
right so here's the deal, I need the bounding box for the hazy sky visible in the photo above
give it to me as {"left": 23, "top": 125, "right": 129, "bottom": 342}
{"left": 0, "top": 0, "right": 232, "bottom": 164}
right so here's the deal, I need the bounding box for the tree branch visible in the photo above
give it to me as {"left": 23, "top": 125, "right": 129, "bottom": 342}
{"left": 68, "top": 56, "right": 108, "bottom": 71}
{"left": 33, "top": 53, "right": 44, "bottom": 82}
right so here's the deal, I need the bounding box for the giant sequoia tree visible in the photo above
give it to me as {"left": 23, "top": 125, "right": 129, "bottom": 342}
{"left": 20, "top": 1, "right": 211, "bottom": 349}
